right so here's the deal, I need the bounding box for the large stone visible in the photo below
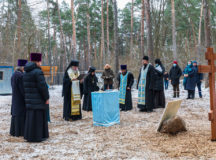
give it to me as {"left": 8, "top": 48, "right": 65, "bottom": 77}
{"left": 159, "top": 116, "right": 187, "bottom": 135}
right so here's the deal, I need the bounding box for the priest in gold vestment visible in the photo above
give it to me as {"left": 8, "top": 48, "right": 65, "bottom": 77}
{"left": 62, "top": 60, "right": 82, "bottom": 121}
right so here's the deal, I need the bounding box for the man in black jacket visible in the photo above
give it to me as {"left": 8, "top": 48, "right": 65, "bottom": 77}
{"left": 169, "top": 61, "right": 182, "bottom": 98}
{"left": 193, "top": 61, "right": 203, "bottom": 98}
{"left": 23, "top": 53, "right": 49, "bottom": 142}
{"left": 10, "top": 59, "right": 28, "bottom": 137}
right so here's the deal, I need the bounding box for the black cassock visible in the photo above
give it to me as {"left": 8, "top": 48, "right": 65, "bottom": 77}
{"left": 83, "top": 73, "right": 99, "bottom": 111}
{"left": 62, "top": 71, "right": 82, "bottom": 121}
{"left": 117, "top": 72, "right": 134, "bottom": 111}
{"left": 137, "top": 64, "right": 155, "bottom": 112}
{"left": 10, "top": 69, "right": 26, "bottom": 137}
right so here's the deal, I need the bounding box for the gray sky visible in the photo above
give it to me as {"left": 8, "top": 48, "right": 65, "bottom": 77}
{"left": 60, "top": 0, "right": 131, "bottom": 9}
{"left": 28, "top": 0, "right": 131, "bottom": 21}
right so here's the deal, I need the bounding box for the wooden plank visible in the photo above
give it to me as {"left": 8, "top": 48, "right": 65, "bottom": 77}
{"left": 198, "top": 65, "right": 211, "bottom": 73}
{"left": 198, "top": 65, "right": 216, "bottom": 73}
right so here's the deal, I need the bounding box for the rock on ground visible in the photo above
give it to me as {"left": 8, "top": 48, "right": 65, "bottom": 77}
{"left": 160, "top": 116, "right": 187, "bottom": 135}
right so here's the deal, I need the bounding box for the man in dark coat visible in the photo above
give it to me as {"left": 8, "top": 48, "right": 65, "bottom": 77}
{"left": 62, "top": 60, "right": 82, "bottom": 121}
{"left": 193, "top": 61, "right": 203, "bottom": 98}
{"left": 169, "top": 61, "right": 182, "bottom": 98}
{"left": 185, "top": 62, "right": 198, "bottom": 99}
{"left": 83, "top": 66, "right": 99, "bottom": 111}
{"left": 10, "top": 59, "right": 28, "bottom": 137}
{"left": 137, "top": 56, "right": 155, "bottom": 112}
{"left": 101, "top": 64, "right": 115, "bottom": 90}
{"left": 23, "top": 53, "right": 49, "bottom": 142}
{"left": 153, "top": 59, "right": 165, "bottom": 108}
{"left": 117, "top": 65, "right": 134, "bottom": 111}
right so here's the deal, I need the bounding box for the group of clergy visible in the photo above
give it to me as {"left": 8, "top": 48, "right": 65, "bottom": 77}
{"left": 62, "top": 55, "right": 166, "bottom": 123}
{"left": 10, "top": 53, "right": 166, "bottom": 142}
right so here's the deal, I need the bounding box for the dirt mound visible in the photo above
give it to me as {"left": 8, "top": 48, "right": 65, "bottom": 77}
{"left": 160, "top": 116, "right": 187, "bottom": 135}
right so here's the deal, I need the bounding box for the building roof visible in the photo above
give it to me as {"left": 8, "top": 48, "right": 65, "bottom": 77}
{"left": 0, "top": 66, "right": 13, "bottom": 68}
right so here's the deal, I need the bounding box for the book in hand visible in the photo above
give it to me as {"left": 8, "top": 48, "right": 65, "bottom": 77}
{"left": 77, "top": 74, "right": 86, "bottom": 80}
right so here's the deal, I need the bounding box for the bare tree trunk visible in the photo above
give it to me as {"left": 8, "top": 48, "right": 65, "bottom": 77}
{"left": 83, "top": 38, "right": 87, "bottom": 70}
{"left": 204, "top": 0, "right": 212, "bottom": 88}
{"left": 71, "top": 0, "right": 77, "bottom": 59}
{"left": 144, "top": 0, "right": 154, "bottom": 63}
{"left": 0, "top": 0, "right": 5, "bottom": 29}
{"left": 113, "top": 0, "right": 119, "bottom": 77}
{"left": 94, "top": 41, "right": 97, "bottom": 67}
{"left": 130, "top": 0, "right": 134, "bottom": 56}
{"left": 53, "top": 25, "right": 57, "bottom": 65}
{"left": 197, "top": 0, "right": 204, "bottom": 60}
{"left": 204, "top": 0, "right": 211, "bottom": 47}
{"left": 56, "top": 0, "right": 67, "bottom": 71}
{"left": 198, "top": 0, "right": 204, "bottom": 46}
{"left": 141, "top": 0, "right": 145, "bottom": 56}
{"left": 171, "top": 0, "right": 177, "bottom": 60}
{"left": 17, "top": 0, "right": 22, "bottom": 57}
{"left": 86, "top": 2, "right": 91, "bottom": 67}
{"left": 106, "top": 0, "right": 110, "bottom": 62}
{"left": 12, "top": 31, "right": 17, "bottom": 67}
{"left": 100, "top": 0, "right": 105, "bottom": 69}
{"left": 153, "top": 0, "right": 163, "bottom": 58}
{"left": 47, "top": 0, "right": 52, "bottom": 66}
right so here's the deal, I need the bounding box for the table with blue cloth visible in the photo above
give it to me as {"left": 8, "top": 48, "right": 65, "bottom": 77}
{"left": 91, "top": 90, "right": 120, "bottom": 127}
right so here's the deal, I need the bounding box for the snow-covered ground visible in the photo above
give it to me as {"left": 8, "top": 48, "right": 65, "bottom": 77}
{"left": 0, "top": 83, "right": 216, "bottom": 159}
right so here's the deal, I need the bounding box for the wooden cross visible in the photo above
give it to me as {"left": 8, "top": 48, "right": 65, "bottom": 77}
{"left": 198, "top": 48, "right": 216, "bottom": 141}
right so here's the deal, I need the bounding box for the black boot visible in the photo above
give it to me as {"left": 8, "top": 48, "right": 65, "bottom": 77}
{"left": 191, "top": 90, "right": 195, "bottom": 99}
{"left": 199, "top": 91, "right": 202, "bottom": 98}
{"left": 173, "top": 91, "right": 176, "bottom": 98}
{"left": 187, "top": 91, "right": 190, "bottom": 99}
{"left": 177, "top": 92, "right": 180, "bottom": 98}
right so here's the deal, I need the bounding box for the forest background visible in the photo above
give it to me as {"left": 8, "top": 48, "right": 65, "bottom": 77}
{"left": 0, "top": 0, "right": 215, "bottom": 79}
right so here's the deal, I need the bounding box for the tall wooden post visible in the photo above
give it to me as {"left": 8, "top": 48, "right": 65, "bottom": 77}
{"left": 207, "top": 48, "right": 216, "bottom": 140}
{"left": 198, "top": 48, "right": 216, "bottom": 141}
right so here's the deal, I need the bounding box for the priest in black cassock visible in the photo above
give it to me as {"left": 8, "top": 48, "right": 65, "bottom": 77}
{"left": 83, "top": 66, "right": 99, "bottom": 111}
{"left": 23, "top": 53, "right": 49, "bottom": 142}
{"left": 10, "top": 59, "right": 28, "bottom": 137}
{"left": 117, "top": 65, "right": 134, "bottom": 111}
{"left": 137, "top": 56, "right": 155, "bottom": 112}
{"left": 62, "top": 60, "right": 82, "bottom": 121}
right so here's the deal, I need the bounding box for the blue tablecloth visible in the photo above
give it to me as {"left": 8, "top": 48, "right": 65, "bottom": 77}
{"left": 91, "top": 90, "right": 120, "bottom": 127}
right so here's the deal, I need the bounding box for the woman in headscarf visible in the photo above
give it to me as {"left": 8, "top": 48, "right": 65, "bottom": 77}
{"left": 184, "top": 61, "right": 197, "bottom": 99}
{"left": 62, "top": 60, "right": 82, "bottom": 121}
{"left": 153, "top": 59, "right": 165, "bottom": 108}
{"left": 83, "top": 66, "right": 99, "bottom": 111}
{"left": 183, "top": 61, "right": 193, "bottom": 90}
